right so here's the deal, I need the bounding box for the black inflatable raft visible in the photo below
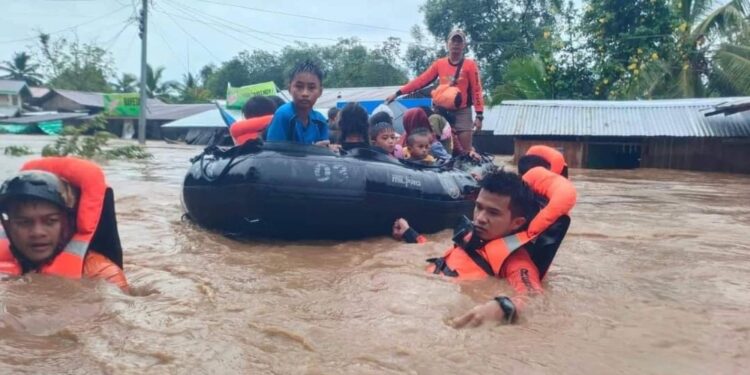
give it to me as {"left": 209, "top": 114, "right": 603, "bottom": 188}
{"left": 182, "top": 142, "right": 495, "bottom": 239}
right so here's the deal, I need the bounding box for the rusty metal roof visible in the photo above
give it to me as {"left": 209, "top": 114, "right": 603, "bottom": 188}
{"left": 487, "top": 98, "right": 750, "bottom": 137}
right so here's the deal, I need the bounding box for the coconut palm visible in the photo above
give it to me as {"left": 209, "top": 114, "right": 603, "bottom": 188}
{"left": 176, "top": 72, "right": 211, "bottom": 103}
{"left": 111, "top": 73, "right": 138, "bottom": 93}
{"left": 711, "top": 31, "right": 750, "bottom": 95}
{"left": 626, "top": 0, "right": 750, "bottom": 98}
{"left": 0, "top": 52, "right": 44, "bottom": 86}
{"left": 145, "top": 64, "right": 178, "bottom": 101}
{"left": 491, "top": 56, "right": 553, "bottom": 103}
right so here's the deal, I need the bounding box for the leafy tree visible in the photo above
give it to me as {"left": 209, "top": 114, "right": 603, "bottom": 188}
{"left": 0, "top": 52, "right": 43, "bottom": 86}
{"left": 582, "top": 0, "right": 675, "bottom": 98}
{"left": 404, "top": 25, "right": 442, "bottom": 76}
{"left": 420, "top": 0, "right": 561, "bottom": 87}
{"left": 37, "top": 33, "right": 114, "bottom": 92}
{"left": 204, "top": 54, "right": 255, "bottom": 98}
{"left": 145, "top": 64, "right": 178, "bottom": 101}
{"left": 111, "top": 73, "right": 138, "bottom": 93}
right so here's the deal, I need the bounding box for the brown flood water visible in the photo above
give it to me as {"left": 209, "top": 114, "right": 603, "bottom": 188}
{"left": 1, "top": 135, "right": 749, "bottom": 374}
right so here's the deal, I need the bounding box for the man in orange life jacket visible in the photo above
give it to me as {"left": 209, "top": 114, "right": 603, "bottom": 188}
{"left": 517, "top": 146, "right": 576, "bottom": 280}
{"left": 0, "top": 157, "right": 128, "bottom": 291}
{"left": 393, "top": 154, "right": 576, "bottom": 327}
{"left": 393, "top": 170, "right": 542, "bottom": 326}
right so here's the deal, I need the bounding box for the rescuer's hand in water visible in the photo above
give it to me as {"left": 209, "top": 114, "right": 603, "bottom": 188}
{"left": 451, "top": 300, "right": 505, "bottom": 328}
{"left": 392, "top": 218, "right": 410, "bottom": 240}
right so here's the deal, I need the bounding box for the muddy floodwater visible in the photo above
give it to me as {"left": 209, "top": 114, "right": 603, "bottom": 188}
{"left": 1, "top": 135, "right": 749, "bottom": 374}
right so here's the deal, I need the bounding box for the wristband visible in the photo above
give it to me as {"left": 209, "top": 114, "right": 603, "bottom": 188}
{"left": 494, "top": 296, "right": 516, "bottom": 323}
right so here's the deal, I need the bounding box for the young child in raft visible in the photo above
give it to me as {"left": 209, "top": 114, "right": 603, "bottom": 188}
{"left": 230, "top": 95, "right": 278, "bottom": 146}
{"left": 368, "top": 111, "right": 397, "bottom": 155}
{"left": 265, "top": 60, "right": 330, "bottom": 146}
{"left": 405, "top": 130, "right": 437, "bottom": 165}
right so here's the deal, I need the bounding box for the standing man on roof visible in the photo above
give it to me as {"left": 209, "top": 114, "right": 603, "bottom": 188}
{"left": 386, "top": 29, "right": 484, "bottom": 154}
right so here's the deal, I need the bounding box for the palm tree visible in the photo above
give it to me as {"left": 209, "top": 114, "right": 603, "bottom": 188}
{"left": 145, "top": 64, "right": 178, "bottom": 101}
{"left": 0, "top": 52, "right": 43, "bottom": 86}
{"left": 176, "top": 72, "right": 211, "bottom": 103}
{"left": 491, "top": 56, "right": 553, "bottom": 103}
{"left": 712, "top": 40, "right": 750, "bottom": 95}
{"left": 626, "top": 0, "right": 750, "bottom": 98}
{"left": 111, "top": 73, "right": 138, "bottom": 93}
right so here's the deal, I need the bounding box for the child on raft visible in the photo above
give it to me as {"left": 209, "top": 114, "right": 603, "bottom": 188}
{"left": 230, "top": 95, "right": 278, "bottom": 146}
{"left": 265, "top": 60, "right": 330, "bottom": 147}
{"left": 395, "top": 108, "right": 451, "bottom": 162}
{"left": 405, "top": 130, "right": 437, "bottom": 165}
{"left": 368, "top": 110, "right": 398, "bottom": 156}
{"left": 338, "top": 102, "right": 370, "bottom": 151}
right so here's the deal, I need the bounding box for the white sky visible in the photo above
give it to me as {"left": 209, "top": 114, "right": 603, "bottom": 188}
{"left": 0, "top": 0, "right": 425, "bottom": 82}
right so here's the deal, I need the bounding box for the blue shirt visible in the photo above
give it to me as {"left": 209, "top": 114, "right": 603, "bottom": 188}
{"left": 265, "top": 102, "right": 329, "bottom": 144}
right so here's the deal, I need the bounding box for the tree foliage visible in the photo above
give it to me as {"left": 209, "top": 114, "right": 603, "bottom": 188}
{"left": 201, "top": 39, "right": 408, "bottom": 98}
{"left": 0, "top": 52, "right": 43, "bottom": 86}
{"left": 36, "top": 33, "right": 114, "bottom": 92}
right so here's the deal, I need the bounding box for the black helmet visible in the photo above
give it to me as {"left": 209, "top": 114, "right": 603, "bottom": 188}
{"left": 0, "top": 170, "right": 78, "bottom": 213}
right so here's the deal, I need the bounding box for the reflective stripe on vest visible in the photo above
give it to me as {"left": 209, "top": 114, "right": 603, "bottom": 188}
{"left": 427, "top": 231, "right": 533, "bottom": 280}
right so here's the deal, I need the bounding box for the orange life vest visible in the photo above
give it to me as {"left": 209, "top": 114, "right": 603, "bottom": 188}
{"left": 230, "top": 115, "right": 273, "bottom": 145}
{"left": 0, "top": 157, "right": 107, "bottom": 278}
{"left": 522, "top": 166, "right": 577, "bottom": 237}
{"left": 526, "top": 145, "right": 567, "bottom": 177}
{"left": 427, "top": 231, "right": 533, "bottom": 280}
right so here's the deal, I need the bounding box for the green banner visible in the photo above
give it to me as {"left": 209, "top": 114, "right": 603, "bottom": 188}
{"left": 103, "top": 93, "right": 140, "bottom": 117}
{"left": 226, "top": 81, "right": 277, "bottom": 109}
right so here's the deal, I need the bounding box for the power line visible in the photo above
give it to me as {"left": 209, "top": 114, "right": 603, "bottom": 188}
{"left": 194, "top": 0, "right": 410, "bottom": 34}
{"left": 150, "top": 20, "right": 190, "bottom": 73}
{"left": 0, "top": 4, "right": 131, "bottom": 44}
{"left": 157, "top": 0, "right": 284, "bottom": 48}
{"left": 158, "top": 6, "right": 223, "bottom": 63}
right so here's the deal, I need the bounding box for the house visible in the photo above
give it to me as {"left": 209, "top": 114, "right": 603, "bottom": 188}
{"left": 0, "top": 80, "right": 31, "bottom": 118}
{"left": 35, "top": 88, "right": 213, "bottom": 139}
{"left": 484, "top": 98, "right": 750, "bottom": 174}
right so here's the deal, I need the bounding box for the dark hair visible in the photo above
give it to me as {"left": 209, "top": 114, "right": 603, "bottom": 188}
{"left": 368, "top": 110, "right": 393, "bottom": 127}
{"left": 266, "top": 95, "right": 286, "bottom": 108}
{"left": 242, "top": 96, "right": 277, "bottom": 119}
{"left": 327, "top": 107, "right": 339, "bottom": 120}
{"left": 517, "top": 155, "right": 551, "bottom": 176}
{"left": 339, "top": 102, "right": 369, "bottom": 142}
{"left": 288, "top": 59, "right": 324, "bottom": 85}
{"left": 406, "top": 129, "right": 431, "bottom": 147}
{"left": 479, "top": 169, "right": 538, "bottom": 221}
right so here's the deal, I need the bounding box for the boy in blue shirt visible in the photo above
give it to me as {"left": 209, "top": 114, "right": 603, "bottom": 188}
{"left": 265, "top": 60, "right": 330, "bottom": 146}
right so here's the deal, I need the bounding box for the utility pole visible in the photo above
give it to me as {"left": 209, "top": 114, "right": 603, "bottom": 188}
{"left": 137, "top": 0, "right": 148, "bottom": 144}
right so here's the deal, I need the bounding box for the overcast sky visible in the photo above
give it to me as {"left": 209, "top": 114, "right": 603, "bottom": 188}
{"left": 0, "top": 0, "right": 426, "bottom": 82}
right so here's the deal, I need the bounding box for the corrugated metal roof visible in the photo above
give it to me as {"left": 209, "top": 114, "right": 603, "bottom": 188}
{"left": 29, "top": 86, "right": 50, "bottom": 98}
{"left": 0, "top": 107, "right": 19, "bottom": 118}
{"left": 141, "top": 103, "right": 215, "bottom": 121}
{"left": 0, "top": 112, "right": 87, "bottom": 124}
{"left": 47, "top": 89, "right": 165, "bottom": 109}
{"left": 52, "top": 89, "right": 105, "bottom": 107}
{"left": 0, "top": 80, "right": 27, "bottom": 93}
{"left": 160, "top": 108, "right": 227, "bottom": 128}
{"left": 487, "top": 97, "right": 750, "bottom": 137}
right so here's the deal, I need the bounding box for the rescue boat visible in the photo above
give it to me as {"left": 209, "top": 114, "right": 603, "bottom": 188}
{"left": 182, "top": 142, "right": 495, "bottom": 239}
